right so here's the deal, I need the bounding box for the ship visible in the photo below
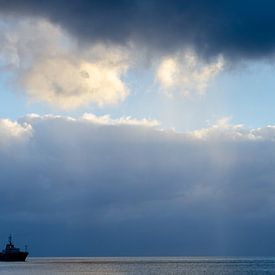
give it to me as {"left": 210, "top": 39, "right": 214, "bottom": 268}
{"left": 0, "top": 235, "right": 28, "bottom": 261}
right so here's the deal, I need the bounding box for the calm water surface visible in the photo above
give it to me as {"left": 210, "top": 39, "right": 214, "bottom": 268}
{"left": 0, "top": 257, "right": 275, "bottom": 275}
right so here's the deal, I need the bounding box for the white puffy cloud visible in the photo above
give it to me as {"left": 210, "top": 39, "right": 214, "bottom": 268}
{"left": 156, "top": 51, "right": 224, "bottom": 97}
{"left": 81, "top": 113, "right": 159, "bottom": 127}
{"left": 0, "top": 16, "right": 129, "bottom": 109}
{"left": 23, "top": 56, "right": 128, "bottom": 109}
{"left": 0, "top": 16, "right": 67, "bottom": 68}
{"left": 0, "top": 16, "right": 228, "bottom": 110}
{"left": 0, "top": 118, "right": 32, "bottom": 147}
{"left": 190, "top": 117, "right": 256, "bottom": 141}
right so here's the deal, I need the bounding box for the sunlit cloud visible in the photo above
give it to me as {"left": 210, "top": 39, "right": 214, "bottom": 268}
{"left": 81, "top": 113, "right": 159, "bottom": 127}
{"left": 23, "top": 56, "right": 128, "bottom": 109}
{"left": 22, "top": 113, "right": 160, "bottom": 128}
{"left": 0, "top": 15, "right": 227, "bottom": 110}
{"left": 156, "top": 51, "right": 224, "bottom": 97}
{"left": 0, "top": 119, "right": 32, "bottom": 148}
{"left": 0, "top": 16, "right": 130, "bottom": 109}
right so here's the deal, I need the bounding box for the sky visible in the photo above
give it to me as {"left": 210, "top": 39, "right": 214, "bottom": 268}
{"left": 1, "top": 0, "right": 275, "bottom": 256}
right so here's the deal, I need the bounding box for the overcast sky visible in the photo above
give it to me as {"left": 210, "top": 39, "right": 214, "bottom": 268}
{"left": 1, "top": 0, "right": 275, "bottom": 256}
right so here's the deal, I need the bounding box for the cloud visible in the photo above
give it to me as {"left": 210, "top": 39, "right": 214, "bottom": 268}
{"left": 156, "top": 51, "right": 224, "bottom": 97}
{"left": 1, "top": 114, "right": 275, "bottom": 255}
{"left": 0, "top": 119, "right": 32, "bottom": 147}
{"left": 23, "top": 54, "right": 128, "bottom": 109}
{"left": 82, "top": 113, "right": 159, "bottom": 127}
{"left": 1, "top": 0, "right": 275, "bottom": 60}
{"left": 0, "top": 16, "right": 129, "bottom": 109}
{"left": 0, "top": 15, "right": 227, "bottom": 106}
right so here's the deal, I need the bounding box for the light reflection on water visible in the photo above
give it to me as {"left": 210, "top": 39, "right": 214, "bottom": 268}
{"left": 0, "top": 257, "right": 275, "bottom": 274}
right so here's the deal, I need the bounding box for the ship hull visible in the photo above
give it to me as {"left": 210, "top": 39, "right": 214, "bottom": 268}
{"left": 0, "top": 252, "right": 28, "bottom": 262}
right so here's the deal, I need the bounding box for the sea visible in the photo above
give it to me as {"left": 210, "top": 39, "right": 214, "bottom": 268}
{"left": 0, "top": 257, "right": 275, "bottom": 275}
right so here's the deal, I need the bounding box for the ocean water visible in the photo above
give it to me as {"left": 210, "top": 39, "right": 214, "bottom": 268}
{"left": 0, "top": 257, "right": 275, "bottom": 275}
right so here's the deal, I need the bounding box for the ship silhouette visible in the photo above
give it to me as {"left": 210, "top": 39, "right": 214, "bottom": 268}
{"left": 0, "top": 235, "right": 28, "bottom": 261}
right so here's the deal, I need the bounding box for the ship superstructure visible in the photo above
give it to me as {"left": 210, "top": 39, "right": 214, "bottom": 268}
{"left": 0, "top": 235, "right": 28, "bottom": 261}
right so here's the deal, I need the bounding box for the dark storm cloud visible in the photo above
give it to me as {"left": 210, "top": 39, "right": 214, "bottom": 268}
{"left": 1, "top": 116, "right": 275, "bottom": 256}
{"left": 1, "top": 0, "right": 275, "bottom": 59}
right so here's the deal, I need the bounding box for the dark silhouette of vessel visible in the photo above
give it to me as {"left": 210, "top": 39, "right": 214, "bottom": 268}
{"left": 0, "top": 235, "right": 28, "bottom": 261}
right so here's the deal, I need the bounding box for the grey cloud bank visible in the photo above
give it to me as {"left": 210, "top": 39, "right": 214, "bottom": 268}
{"left": 1, "top": 0, "right": 275, "bottom": 60}
{"left": 1, "top": 115, "right": 275, "bottom": 256}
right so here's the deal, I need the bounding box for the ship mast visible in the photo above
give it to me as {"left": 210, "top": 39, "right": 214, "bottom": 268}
{"left": 8, "top": 234, "right": 12, "bottom": 245}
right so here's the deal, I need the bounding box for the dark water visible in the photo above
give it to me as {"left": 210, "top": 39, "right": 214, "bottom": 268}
{"left": 0, "top": 257, "right": 275, "bottom": 274}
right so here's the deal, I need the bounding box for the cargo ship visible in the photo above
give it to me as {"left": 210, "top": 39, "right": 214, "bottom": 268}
{"left": 0, "top": 235, "right": 28, "bottom": 261}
